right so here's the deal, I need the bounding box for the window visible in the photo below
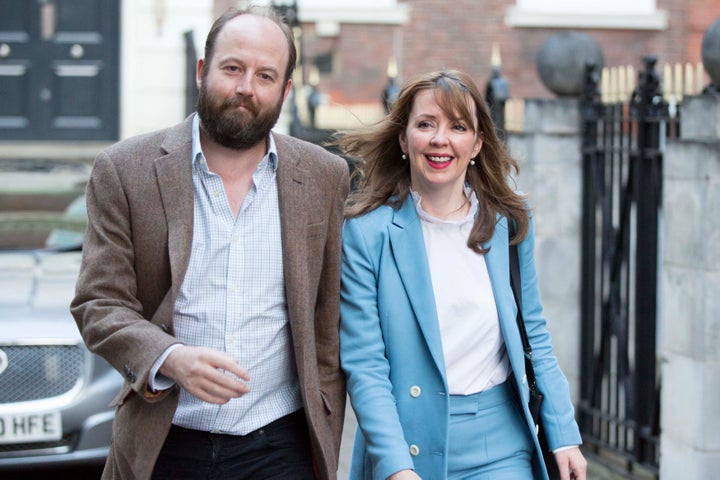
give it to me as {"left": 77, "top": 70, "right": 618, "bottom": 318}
{"left": 300, "top": 0, "right": 409, "bottom": 36}
{"left": 505, "top": 0, "right": 667, "bottom": 30}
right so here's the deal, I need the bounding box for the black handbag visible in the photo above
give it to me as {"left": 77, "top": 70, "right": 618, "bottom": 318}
{"left": 508, "top": 224, "right": 560, "bottom": 480}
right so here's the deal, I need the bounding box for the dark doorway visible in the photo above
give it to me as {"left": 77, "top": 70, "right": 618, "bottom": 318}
{"left": 0, "top": 0, "right": 119, "bottom": 141}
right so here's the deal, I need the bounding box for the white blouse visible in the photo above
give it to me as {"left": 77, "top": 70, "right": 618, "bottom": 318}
{"left": 412, "top": 190, "right": 510, "bottom": 395}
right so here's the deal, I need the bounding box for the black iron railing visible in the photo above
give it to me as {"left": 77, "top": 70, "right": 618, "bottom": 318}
{"left": 578, "top": 56, "right": 674, "bottom": 479}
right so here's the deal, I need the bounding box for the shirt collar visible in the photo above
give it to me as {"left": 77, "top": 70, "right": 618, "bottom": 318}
{"left": 191, "top": 113, "right": 279, "bottom": 171}
{"left": 411, "top": 186, "right": 479, "bottom": 226}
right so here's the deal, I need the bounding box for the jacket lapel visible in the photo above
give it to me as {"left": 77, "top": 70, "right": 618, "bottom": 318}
{"left": 274, "top": 137, "right": 308, "bottom": 329}
{"left": 483, "top": 216, "right": 525, "bottom": 377}
{"left": 155, "top": 120, "right": 194, "bottom": 297}
{"left": 389, "top": 197, "right": 447, "bottom": 375}
{"left": 483, "top": 216, "right": 513, "bottom": 318}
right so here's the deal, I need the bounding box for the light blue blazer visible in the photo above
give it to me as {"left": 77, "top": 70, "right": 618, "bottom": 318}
{"left": 340, "top": 196, "right": 582, "bottom": 480}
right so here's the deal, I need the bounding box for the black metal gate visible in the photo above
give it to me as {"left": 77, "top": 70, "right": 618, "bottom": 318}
{"left": 578, "top": 56, "right": 675, "bottom": 479}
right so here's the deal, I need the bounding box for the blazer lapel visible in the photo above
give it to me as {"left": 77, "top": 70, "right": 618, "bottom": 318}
{"left": 274, "top": 137, "right": 308, "bottom": 329}
{"left": 389, "top": 197, "right": 447, "bottom": 375}
{"left": 155, "top": 121, "right": 194, "bottom": 297}
{"left": 483, "top": 216, "right": 513, "bottom": 317}
{"left": 483, "top": 216, "right": 525, "bottom": 375}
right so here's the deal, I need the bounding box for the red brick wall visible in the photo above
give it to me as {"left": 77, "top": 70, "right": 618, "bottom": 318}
{"left": 687, "top": 0, "right": 720, "bottom": 63}
{"left": 295, "top": 0, "right": 720, "bottom": 105}
{"left": 301, "top": 24, "right": 396, "bottom": 104}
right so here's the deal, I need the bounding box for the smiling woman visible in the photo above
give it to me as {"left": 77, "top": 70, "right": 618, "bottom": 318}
{"left": 334, "top": 70, "right": 587, "bottom": 480}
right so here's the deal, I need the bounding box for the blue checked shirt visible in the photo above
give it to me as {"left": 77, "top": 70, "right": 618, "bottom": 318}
{"left": 156, "top": 114, "right": 302, "bottom": 435}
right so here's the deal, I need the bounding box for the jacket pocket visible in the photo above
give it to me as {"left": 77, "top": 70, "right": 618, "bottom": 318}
{"left": 307, "top": 220, "right": 327, "bottom": 238}
{"left": 320, "top": 391, "right": 333, "bottom": 415}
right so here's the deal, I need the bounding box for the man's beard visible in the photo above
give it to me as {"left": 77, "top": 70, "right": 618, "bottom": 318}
{"left": 197, "top": 84, "right": 284, "bottom": 150}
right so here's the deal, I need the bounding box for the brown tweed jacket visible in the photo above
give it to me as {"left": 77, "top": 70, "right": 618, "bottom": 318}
{"left": 71, "top": 116, "right": 349, "bottom": 480}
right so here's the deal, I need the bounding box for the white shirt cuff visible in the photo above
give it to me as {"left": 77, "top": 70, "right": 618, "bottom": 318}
{"left": 148, "top": 343, "right": 183, "bottom": 392}
{"left": 552, "top": 445, "right": 579, "bottom": 454}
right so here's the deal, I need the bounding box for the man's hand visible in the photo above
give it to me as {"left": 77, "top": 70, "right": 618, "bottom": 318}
{"left": 555, "top": 446, "right": 588, "bottom": 480}
{"left": 159, "top": 346, "right": 250, "bottom": 404}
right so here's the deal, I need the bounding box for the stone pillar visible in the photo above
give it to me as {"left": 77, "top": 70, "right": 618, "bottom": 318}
{"left": 660, "top": 94, "right": 720, "bottom": 478}
{"left": 506, "top": 98, "right": 583, "bottom": 400}
{"left": 679, "top": 95, "right": 720, "bottom": 139}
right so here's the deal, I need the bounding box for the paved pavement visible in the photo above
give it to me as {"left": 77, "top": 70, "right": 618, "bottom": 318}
{"left": 338, "top": 399, "right": 357, "bottom": 479}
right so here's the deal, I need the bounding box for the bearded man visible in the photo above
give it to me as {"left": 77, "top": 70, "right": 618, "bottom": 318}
{"left": 71, "top": 6, "right": 349, "bottom": 480}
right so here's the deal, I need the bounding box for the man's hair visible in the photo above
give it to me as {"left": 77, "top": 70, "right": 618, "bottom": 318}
{"left": 202, "top": 5, "right": 297, "bottom": 84}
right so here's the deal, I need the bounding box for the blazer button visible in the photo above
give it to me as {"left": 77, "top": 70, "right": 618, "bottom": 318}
{"left": 409, "top": 385, "right": 421, "bottom": 398}
{"left": 409, "top": 444, "right": 420, "bottom": 456}
{"left": 123, "top": 364, "right": 136, "bottom": 382}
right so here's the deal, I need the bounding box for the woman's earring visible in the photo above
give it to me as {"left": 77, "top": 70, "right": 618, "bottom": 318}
{"left": 470, "top": 158, "right": 476, "bottom": 166}
{"left": 402, "top": 154, "right": 407, "bottom": 160}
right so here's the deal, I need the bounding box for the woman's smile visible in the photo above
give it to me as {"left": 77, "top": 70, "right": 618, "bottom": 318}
{"left": 426, "top": 154, "right": 454, "bottom": 169}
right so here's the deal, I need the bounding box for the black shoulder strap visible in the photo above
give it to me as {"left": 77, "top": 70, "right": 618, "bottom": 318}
{"left": 508, "top": 220, "right": 538, "bottom": 391}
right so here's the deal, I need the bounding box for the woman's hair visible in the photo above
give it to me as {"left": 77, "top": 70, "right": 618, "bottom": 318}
{"left": 202, "top": 5, "right": 297, "bottom": 85}
{"left": 336, "top": 69, "right": 529, "bottom": 251}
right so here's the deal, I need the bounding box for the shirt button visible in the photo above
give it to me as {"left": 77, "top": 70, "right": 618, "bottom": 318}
{"left": 522, "top": 374, "right": 527, "bottom": 385}
{"left": 409, "top": 385, "right": 421, "bottom": 398}
{"left": 409, "top": 444, "right": 420, "bottom": 456}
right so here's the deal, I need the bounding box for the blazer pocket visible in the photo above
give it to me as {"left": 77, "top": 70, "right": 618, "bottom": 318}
{"left": 307, "top": 220, "right": 327, "bottom": 238}
{"left": 320, "top": 391, "right": 333, "bottom": 415}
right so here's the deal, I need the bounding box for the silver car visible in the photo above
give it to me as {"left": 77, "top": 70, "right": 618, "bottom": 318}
{"left": 0, "top": 169, "right": 122, "bottom": 472}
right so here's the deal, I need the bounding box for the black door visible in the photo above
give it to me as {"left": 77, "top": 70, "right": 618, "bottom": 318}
{"left": 0, "top": 0, "right": 119, "bottom": 141}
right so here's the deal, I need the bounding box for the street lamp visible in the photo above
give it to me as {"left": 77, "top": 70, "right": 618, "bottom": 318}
{"left": 271, "top": 0, "right": 302, "bottom": 134}
{"left": 270, "top": 0, "right": 299, "bottom": 27}
{"left": 382, "top": 57, "right": 400, "bottom": 114}
{"left": 485, "top": 43, "right": 509, "bottom": 138}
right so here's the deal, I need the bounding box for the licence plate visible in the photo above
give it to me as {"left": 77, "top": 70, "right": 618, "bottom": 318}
{"left": 0, "top": 411, "right": 62, "bottom": 444}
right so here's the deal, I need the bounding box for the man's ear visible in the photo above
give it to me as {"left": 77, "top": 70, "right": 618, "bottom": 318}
{"left": 283, "top": 79, "right": 293, "bottom": 102}
{"left": 196, "top": 58, "right": 205, "bottom": 90}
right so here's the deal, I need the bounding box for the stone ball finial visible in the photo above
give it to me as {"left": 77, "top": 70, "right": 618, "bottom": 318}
{"left": 536, "top": 31, "right": 605, "bottom": 97}
{"left": 702, "top": 17, "right": 720, "bottom": 87}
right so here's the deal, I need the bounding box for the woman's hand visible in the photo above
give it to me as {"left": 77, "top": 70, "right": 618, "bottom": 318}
{"left": 554, "top": 446, "right": 588, "bottom": 480}
{"left": 387, "top": 469, "right": 422, "bottom": 480}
